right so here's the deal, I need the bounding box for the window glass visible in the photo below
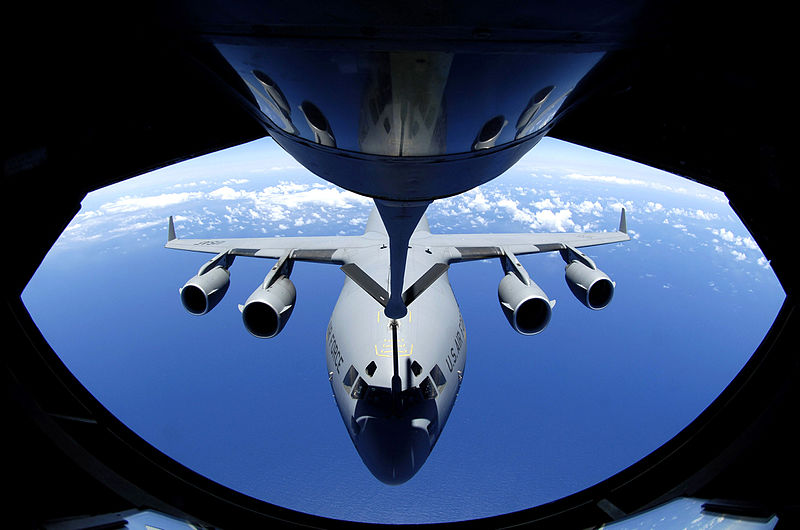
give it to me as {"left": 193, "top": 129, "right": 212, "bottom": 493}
{"left": 430, "top": 364, "right": 447, "bottom": 390}
{"left": 21, "top": 136, "right": 785, "bottom": 524}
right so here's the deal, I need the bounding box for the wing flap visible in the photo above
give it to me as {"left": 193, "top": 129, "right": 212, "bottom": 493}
{"left": 164, "top": 218, "right": 380, "bottom": 262}
{"left": 436, "top": 233, "right": 627, "bottom": 262}
{"left": 419, "top": 209, "right": 630, "bottom": 262}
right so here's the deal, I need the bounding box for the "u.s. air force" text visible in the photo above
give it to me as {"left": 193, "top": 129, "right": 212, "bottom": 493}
{"left": 445, "top": 316, "right": 466, "bottom": 372}
{"left": 326, "top": 322, "right": 344, "bottom": 374}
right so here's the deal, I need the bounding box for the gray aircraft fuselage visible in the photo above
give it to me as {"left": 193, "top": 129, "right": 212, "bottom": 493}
{"left": 326, "top": 236, "right": 466, "bottom": 484}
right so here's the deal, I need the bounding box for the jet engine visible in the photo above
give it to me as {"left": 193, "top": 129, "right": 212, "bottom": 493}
{"left": 498, "top": 272, "right": 554, "bottom": 335}
{"left": 564, "top": 261, "right": 615, "bottom": 310}
{"left": 241, "top": 275, "right": 296, "bottom": 338}
{"left": 180, "top": 266, "right": 230, "bottom": 315}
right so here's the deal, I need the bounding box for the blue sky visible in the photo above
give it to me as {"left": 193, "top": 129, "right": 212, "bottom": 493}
{"left": 22, "top": 137, "right": 785, "bottom": 523}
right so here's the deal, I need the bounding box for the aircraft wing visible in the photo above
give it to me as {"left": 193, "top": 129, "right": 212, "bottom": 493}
{"left": 164, "top": 216, "right": 379, "bottom": 263}
{"left": 416, "top": 208, "right": 630, "bottom": 262}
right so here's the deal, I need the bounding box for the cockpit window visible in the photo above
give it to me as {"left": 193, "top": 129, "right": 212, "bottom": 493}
{"left": 351, "top": 377, "right": 368, "bottom": 399}
{"left": 365, "top": 360, "right": 377, "bottom": 377}
{"left": 420, "top": 376, "right": 438, "bottom": 399}
{"left": 430, "top": 364, "right": 447, "bottom": 391}
{"left": 343, "top": 365, "right": 359, "bottom": 388}
{"left": 410, "top": 360, "right": 423, "bottom": 377}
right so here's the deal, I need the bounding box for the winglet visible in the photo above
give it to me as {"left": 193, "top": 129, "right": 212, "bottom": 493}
{"left": 168, "top": 216, "right": 176, "bottom": 242}
{"left": 618, "top": 208, "right": 627, "bottom": 234}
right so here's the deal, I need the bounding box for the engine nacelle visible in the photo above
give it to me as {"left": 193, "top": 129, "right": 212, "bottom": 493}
{"left": 241, "top": 275, "right": 297, "bottom": 338}
{"left": 180, "top": 266, "right": 230, "bottom": 315}
{"left": 498, "top": 272, "right": 554, "bottom": 335}
{"left": 564, "top": 261, "right": 615, "bottom": 310}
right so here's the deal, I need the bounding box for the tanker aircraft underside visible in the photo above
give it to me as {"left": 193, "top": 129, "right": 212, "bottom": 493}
{"left": 166, "top": 205, "right": 629, "bottom": 484}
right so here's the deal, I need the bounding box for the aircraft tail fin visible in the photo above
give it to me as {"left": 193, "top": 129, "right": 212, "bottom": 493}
{"left": 363, "top": 205, "right": 430, "bottom": 235}
{"left": 364, "top": 207, "right": 388, "bottom": 236}
{"left": 414, "top": 214, "right": 430, "bottom": 234}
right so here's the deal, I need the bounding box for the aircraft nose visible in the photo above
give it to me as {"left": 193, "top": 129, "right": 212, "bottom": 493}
{"left": 355, "top": 416, "right": 432, "bottom": 485}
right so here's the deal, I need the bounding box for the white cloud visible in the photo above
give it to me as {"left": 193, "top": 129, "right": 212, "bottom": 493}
{"left": 74, "top": 210, "right": 103, "bottom": 221}
{"left": 263, "top": 204, "right": 289, "bottom": 222}
{"left": 253, "top": 184, "right": 371, "bottom": 210}
{"left": 546, "top": 191, "right": 569, "bottom": 208}
{"left": 209, "top": 186, "right": 252, "bottom": 200}
{"left": 575, "top": 200, "right": 603, "bottom": 215}
{"left": 532, "top": 198, "right": 556, "bottom": 210}
{"left": 496, "top": 198, "right": 529, "bottom": 222}
{"left": 432, "top": 187, "right": 626, "bottom": 233}
{"left": 108, "top": 220, "right": 163, "bottom": 233}
{"left": 265, "top": 165, "right": 303, "bottom": 172}
{"left": 464, "top": 189, "right": 491, "bottom": 212}
{"left": 693, "top": 209, "right": 717, "bottom": 221}
{"left": 493, "top": 198, "right": 575, "bottom": 231}
{"left": 565, "top": 173, "right": 662, "bottom": 190}
{"left": 99, "top": 192, "right": 203, "bottom": 213}
{"left": 532, "top": 209, "right": 575, "bottom": 232}
{"left": 742, "top": 237, "right": 759, "bottom": 250}
{"left": 669, "top": 207, "right": 719, "bottom": 221}
{"left": 731, "top": 250, "right": 747, "bottom": 261}
{"left": 712, "top": 227, "right": 736, "bottom": 242}
{"left": 710, "top": 227, "right": 760, "bottom": 251}
{"left": 349, "top": 217, "right": 367, "bottom": 226}
{"left": 562, "top": 172, "right": 726, "bottom": 202}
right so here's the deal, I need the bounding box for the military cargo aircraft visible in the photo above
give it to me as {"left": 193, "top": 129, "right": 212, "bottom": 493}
{"left": 166, "top": 206, "right": 628, "bottom": 483}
